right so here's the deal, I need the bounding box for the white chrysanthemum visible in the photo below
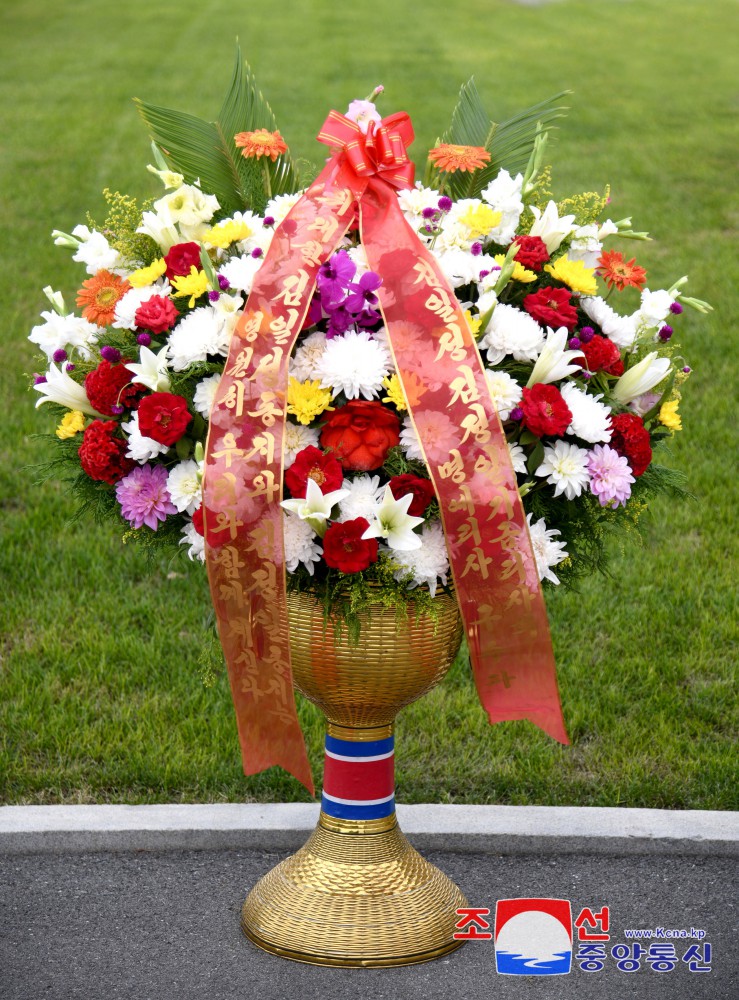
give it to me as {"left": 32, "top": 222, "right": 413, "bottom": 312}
{"left": 180, "top": 521, "right": 205, "bottom": 563}
{"left": 560, "top": 382, "right": 612, "bottom": 444}
{"left": 167, "top": 459, "right": 203, "bottom": 515}
{"left": 478, "top": 303, "right": 545, "bottom": 365}
{"left": 122, "top": 411, "right": 170, "bottom": 463}
{"left": 284, "top": 422, "right": 320, "bottom": 468}
{"left": 265, "top": 191, "right": 302, "bottom": 225}
{"left": 283, "top": 511, "right": 323, "bottom": 575}
{"left": 485, "top": 369, "right": 523, "bottom": 420}
{"left": 347, "top": 244, "right": 370, "bottom": 277}
{"left": 633, "top": 288, "right": 676, "bottom": 330}
{"left": 396, "top": 184, "right": 440, "bottom": 226}
{"left": 535, "top": 440, "right": 591, "bottom": 499}
{"left": 526, "top": 514, "right": 568, "bottom": 585}
{"left": 290, "top": 331, "right": 328, "bottom": 381}
{"left": 581, "top": 296, "right": 637, "bottom": 349}
{"left": 338, "top": 475, "right": 384, "bottom": 522}
{"left": 316, "top": 330, "right": 392, "bottom": 400}
{"left": 70, "top": 225, "right": 124, "bottom": 275}
{"left": 154, "top": 184, "right": 219, "bottom": 230}
{"left": 480, "top": 169, "right": 524, "bottom": 243}
{"left": 400, "top": 411, "right": 457, "bottom": 465}
{"left": 392, "top": 521, "right": 449, "bottom": 597}
{"left": 218, "top": 253, "right": 264, "bottom": 295}
{"left": 507, "top": 441, "right": 527, "bottom": 475}
{"left": 435, "top": 247, "right": 484, "bottom": 288}
{"left": 29, "top": 310, "right": 102, "bottom": 361}
{"left": 112, "top": 282, "right": 172, "bottom": 330}
{"left": 167, "top": 306, "right": 223, "bottom": 370}
{"left": 193, "top": 373, "right": 222, "bottom": 418}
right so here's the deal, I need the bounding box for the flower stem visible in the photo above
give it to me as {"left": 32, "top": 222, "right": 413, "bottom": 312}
{"left": 263, "top": 160, "right": 272, "bottom": 202}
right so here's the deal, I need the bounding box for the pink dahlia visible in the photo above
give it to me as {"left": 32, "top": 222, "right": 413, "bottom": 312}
{"left": 587, "top": 444, "right": 635, "bottom": 508}
{"left": 115, "top": 464, "right": 177, "bottom": 530}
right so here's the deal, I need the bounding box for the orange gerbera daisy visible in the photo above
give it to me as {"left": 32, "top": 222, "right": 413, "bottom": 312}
{"left": 595, "top": 250, "right": 648, "bottom": 291}
{"left": 234, "top": 129, "right": 288, "bottom": 161}
{"left": 76, "top": 270, "right": 130, "bottom": 327}
{"left": 428, "top": 143, "right": 491, "bottom": 173}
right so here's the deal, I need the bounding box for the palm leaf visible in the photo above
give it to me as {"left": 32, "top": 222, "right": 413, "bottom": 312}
{"left": 134, "top": 45, "right": 300, "bottom": 215}
{"left": 436, "top": 78, "right": 569, "bottom": 200}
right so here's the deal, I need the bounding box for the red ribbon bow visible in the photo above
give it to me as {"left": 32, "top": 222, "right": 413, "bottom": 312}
{"left": 317, "top": 110, "right": 415, "bottom": 190}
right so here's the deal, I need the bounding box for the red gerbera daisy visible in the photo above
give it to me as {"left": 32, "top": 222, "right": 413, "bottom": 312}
{"left": 595, "top": 250, "right": 648, "bottom": 291}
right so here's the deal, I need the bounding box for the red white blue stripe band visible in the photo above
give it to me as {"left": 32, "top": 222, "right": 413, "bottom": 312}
{"left": 321, "top": 733, "right": 395, "bottom": 820}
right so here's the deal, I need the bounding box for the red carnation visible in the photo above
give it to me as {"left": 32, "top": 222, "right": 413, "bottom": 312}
{"left": 520, "top": 383, "right": 573, "bottom": 438}
{"left": 78, "top": 419, "right": 135, "bottom": 484}
{"left": 388, "top": 474, "right": 436, "bottom": 517}
{"left": 523, "top": 287, "right": 579, "bottom": 331}
{"left": 320, "top": 400, "right": 400, "bottom": 471}
{"left": 322, "top": 517, "right": 378, "bottom": 574}
{"left": 512, "top": 235, "right": 550, "bottom": 271}
{"left": 135, "top": 295, "right": 179, "bottom": 334}
{"left": 164, "top": 242, "right": 202, "bottom": 280}
{"left": 191, "top": 506, "right": 205, "bottom": 536}
{"left": 285, "top": 446, "right": 344, "bottom": 499}
{"left": 137, "top": 392, "right": 192, "bottom": 446}
{"left": 85, "top": 360, "right": 143, "bottom": 415}
{"left": 579, "top": 334, "right": 624, "bottom": 376}
{"left": 609, "top": 413, "right": 652, "bottom": 477}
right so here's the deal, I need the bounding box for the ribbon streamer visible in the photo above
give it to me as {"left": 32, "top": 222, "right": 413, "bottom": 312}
{"left": 204, "top": 110, "right": 568, "bottom": 795}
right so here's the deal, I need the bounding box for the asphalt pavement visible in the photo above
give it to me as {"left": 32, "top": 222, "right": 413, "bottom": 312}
{"left": 1, "top": 846, "right": 735, "bottom": 1000}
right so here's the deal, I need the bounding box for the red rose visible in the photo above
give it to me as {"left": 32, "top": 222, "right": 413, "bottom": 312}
{"left": 609, "top": 413, "right": 652, "bottom": 477}
{"left": 512, "top": 235, "right": 550, "bottom": 271}
{"left": 164, "top": 242, "right": 202, "bottom": 280}
{"left": 388, "top": 474, "right": 436, "bottom": 517}
{"left": 78, "top": 419, "right": 135, "bottom": 484}
{"left": 320, "top": 401, "right": 400, "bottom": 471}
{"left": 285, "top": 446, "right": 344, "bottom": 498}
{"left": 134, "top": 295, "right": 179, "bottom": 334}
{"left": 578, "top": 334, "right": 624, "bottom": 376}
{"left": 523, "top": 287, "right": 579, "bottom": 331}
{"left": 520, "top": 383, "right": 573, "bottom": 438}
{"left": 85, "top": 360, "right": 143, "bottom": 415}
{"left": 137, "top": 392, "right": 192, "bottom": 445}
{"left": 191, "top": 505, "right": 205, "bottom": 536}
{"left": 322, "top": 517, "right": 378, "bottom": 573}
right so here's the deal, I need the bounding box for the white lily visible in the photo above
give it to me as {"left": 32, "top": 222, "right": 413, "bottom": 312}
{"left": 612, "top": 352, "right": 671, "bottom": 404}
{"left": 33, "top": 364, "right": 103, "bottom": 417}
{"left": 126, "top": 344, "right": 172, "bottom": 393}
{"left": 361, "top": 485, "right": 424, "bottom": 551}
{"left": 528, "top": 201, "right": 577, "bottom": 254}
{"left": 42, "top": 286, "right": 66, "bottom": 315}
{"left": 526, "top": 327, "right": 584, "bottom": 387}
{"left": 280, "top": 478, "right": 349, "bottom": 537}
{"left": 137, "top": 208, "right": 180, "bottom": 252}
{"left": 146, "top": 164, "right": 185, "bottom": 189}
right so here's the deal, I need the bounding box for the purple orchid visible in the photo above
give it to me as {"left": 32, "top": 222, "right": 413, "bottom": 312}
{"left": 317, "top": 250, "right": 356, "bottom": 307}
{"left": 345, "top": 271, "right": 382, "bottom": 314}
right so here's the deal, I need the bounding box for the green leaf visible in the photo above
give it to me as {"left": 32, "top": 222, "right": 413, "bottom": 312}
{"left": 134, "top": 44, "right": 300, "bottom": 215}
{"left": 435, "top": 78, "right": 569, "bottom": 200}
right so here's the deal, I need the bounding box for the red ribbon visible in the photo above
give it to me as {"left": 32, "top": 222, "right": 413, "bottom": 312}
{"left": 204, "top": 110, "right": 568, "bottom": 796}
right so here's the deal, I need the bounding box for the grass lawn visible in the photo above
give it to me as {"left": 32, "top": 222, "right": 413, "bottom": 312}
{"left": 1, "top": 0, "right": 736, "bottom": 808}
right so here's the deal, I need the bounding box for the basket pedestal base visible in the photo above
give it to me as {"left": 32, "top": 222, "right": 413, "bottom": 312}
{"left": 242, "top": 812, "right": 467, "bottom": 967}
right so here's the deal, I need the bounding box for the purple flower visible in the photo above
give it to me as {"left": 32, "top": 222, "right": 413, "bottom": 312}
{"left": 670, "top": 301, "right": 683, "bottom": 315}
{"left": 33, "top": 374, "right": 47, "bottom": 385}
{"left": 208, "top": 290, "right": 220, "bottom": 302}
{"left": 658, "top": 324, "right": 673, "bottom": 341}
{"left": 356, "top": 307, "right": 381, "bottom": 329}
{"left": 682, "top": 366, "right": 691, "bottom": 374}
{"left": 53, "top": 348, "right": 68, "bottom": 363}
{"left": 509, "top": 407, "right": 524, "bottom": 422}
{"left": 217, "top": 274, "right": 230, "bottom": 290}
{"left": 579, "top": 326, "right": 595, "bottom": 343}
{"left": 251, "top": 248, "right": 263, "bottom": 259}
{"left": 568, "top": 337, "right": 581, "bottom": 350}
{"left": 115, "top": 464, "right": 177, "bottom": 531}
{"left": 100, "top": 346, "right": 121, "bottom": 363}
{"left": 325, "top": 304, "right": 355, "bottom": 338}
{"left": 470, "top": 242, "right": 483, "bottom": 257}
{"left": 587, "top": 444, "right": 635, "bottom": 508}
{"left": 438, "top": 196, "right": 452, "bottom": 212}
{"left": 317, "top": 250, "right": 356, "bottom": 307}
{"left": 422, "top": 207, "right": 437, "bottom": 220}
{"left": 136, "top": 332, "right": 152, "bottom": 347}
{"left": 345, "top": 271, "right": 382, "bottom": 313}
{"left": 263, "top": 216, "right": 275, "bottom": 227}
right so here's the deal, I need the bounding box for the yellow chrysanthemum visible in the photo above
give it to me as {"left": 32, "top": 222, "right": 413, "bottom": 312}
{"left": 458, "top": 204, "right": 501, "bottom": 239}
{"left": 128, "top": 258, "right": 167, "bottom": 288}
{"left": 172, "top": 266, "right": 209, "bottom": 308}
{"left": 382, "top": 374, "right": 407, "bottom": 411}
{"left": 287, "top": 378, "right": 333, "bottom": 426}
{"left": 544, "top": 256, "right": 597, "bottom": 296}
{"left": 464, "top": 309, "right": 482, "bottom": 338}
{"left": 659, "top": 399, "right": 682, "bottom": 431}
{"left": 494, "top": 253, "right": 537, "bottom": 284}
{"left": 204, "top": 219, "right": 253, "bottom": 249}
{"left": 55, "top": 410, "right": 86, "bottom": 440}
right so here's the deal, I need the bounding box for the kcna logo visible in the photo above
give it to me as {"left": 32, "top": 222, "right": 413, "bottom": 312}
{"left": 494, "top": 898, "right": 573, "bottom": 976}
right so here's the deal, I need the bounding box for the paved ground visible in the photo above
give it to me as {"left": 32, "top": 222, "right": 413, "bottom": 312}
{"left": 1, "top": 847, "right": 735, "bottom": 999}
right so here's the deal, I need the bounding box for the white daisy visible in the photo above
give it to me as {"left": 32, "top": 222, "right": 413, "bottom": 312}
{"left": 316, "top": 330, "right": 392, "bottom": 400}
{"left": 391, "top": 521, "right": 449, "bottom": 597}
{"left": 479, "top": 303, "right": 545, "bottom": 365}
{"left": 167, "top": 459, "right": 203, "bottom": 515}
{"left": 284, "top": 422, "right": 320, "bottom": 468}
{"left": 290, "top": 331, "right": 328, "bottom": 382}
{"left": 484, "top": 369, "right": 522, "bottom": 420}
{"left": 507, "top": 441, "right": 527, "bottom": 475}
{"left": 526, "top": 514, "right": 568, "bottom": 585}
{"left": 535, "top": 440, "right": 591, "bottom": 499}
{"left": 180, "top": 521, "right": 205, "bottom": 563}
{"left": 338, "top": 475, "right": 384, "bottom": 522}
{"left": 121, "top": 411, "right": 170, "bottom": 463}
{"left": 265, "top": 191, "right": 302, "bottom": 225}
{"left": 560, "top": 382, "right": 612, "bottom": 444}
{"left": 29, "top": 311, "right": 102, "bottom": 361}
{"left": 192, "top": 374, "right": 222, "bottom": 418}
{"left": 283, "top": 512, "right": 323, "bottom": 575}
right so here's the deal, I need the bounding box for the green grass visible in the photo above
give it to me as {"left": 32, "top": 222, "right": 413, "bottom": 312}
{"left": 1, "top": 0, "right": 736, "bottom": 808}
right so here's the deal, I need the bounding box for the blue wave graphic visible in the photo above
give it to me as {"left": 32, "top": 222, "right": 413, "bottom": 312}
{"left": 495, "top": 950, "right": 572, "bottom": 976}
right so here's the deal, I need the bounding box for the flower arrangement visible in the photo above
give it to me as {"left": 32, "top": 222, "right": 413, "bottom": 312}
{"left": 29, "top": 67, "right": 710, "bottom": 629}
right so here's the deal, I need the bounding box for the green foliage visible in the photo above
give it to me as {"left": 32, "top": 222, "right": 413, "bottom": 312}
{"left": 558, "top": 186, "right": 611, "bottom": 226}
{"left": 135, "top": 45, "right": 300, "bottom": 216}
{"left": 88, "top": 189, "right": 158, "bottom": 267}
